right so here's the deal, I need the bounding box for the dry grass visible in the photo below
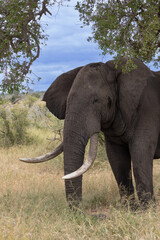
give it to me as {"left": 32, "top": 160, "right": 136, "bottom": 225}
{"left": 0, "top": 128, "right": 160, "bottom": 239}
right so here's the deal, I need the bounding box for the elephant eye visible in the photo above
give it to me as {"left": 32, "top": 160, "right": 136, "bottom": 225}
{"left": 92, "top": 98, "right": 99, "bottom": 104}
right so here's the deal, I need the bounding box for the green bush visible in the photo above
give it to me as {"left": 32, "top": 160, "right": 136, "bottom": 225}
{"left": 98, "top": 132, "right": 105, "bottom": 146}
{"left": 0, "top": 96, "right": 3, "bottom": 105}
{"left": 9, "top": 91, "right": 21, "bottom": 104}
{"left": 0, "top": 95, "right": 9, "bottom": 105}
{"left": 30, "top": 102, "right": 60, "bottom": 129}
{"left": 0, "top": 106, "right": 32, "bottom": 147}
{"left": 24, "top": 95, "right": 38, "bottom": 108}
{"left": 31, "top": 92, "right": 41, "bottom": 98}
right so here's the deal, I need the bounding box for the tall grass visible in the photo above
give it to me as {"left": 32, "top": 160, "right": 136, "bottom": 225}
{"left": 0, "top": 95, "right": 160, "bottom": 239}
{"left": 0, "top": 126, "right": 160, "bottom": 239}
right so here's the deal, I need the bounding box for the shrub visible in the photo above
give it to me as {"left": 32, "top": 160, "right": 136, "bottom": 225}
{"left": 0, "top": 96, "right": 3, "bottom": 105}
{"left": 31, "top": 92, "right": 41, "bottom": 98}
{"left": 9, "top": 91, "right": 21, "bottom": 104}
{"left": 24, "top": 95, "right": 38, "bottom": 108}
{"left": 98, "top": 132, "right": 105, "bottom": 146}
{"left": 0, "top": 95, "right": 10, "bottom": 105}
{"left": 29, "top": 102, "right": 59, "bottom": 129}
{"left": 0, "top": 106, "right": 31, "bottom": 147}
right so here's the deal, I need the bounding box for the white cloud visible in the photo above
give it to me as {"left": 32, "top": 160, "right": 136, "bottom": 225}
{"left": 31, "top": 2, "right": 111, "bottom": 91}
{"left": 29, "top": 1, "right": 158, "bottom": 91}
{"left": 0, "top": 1, "right": 158, "bottom": 92}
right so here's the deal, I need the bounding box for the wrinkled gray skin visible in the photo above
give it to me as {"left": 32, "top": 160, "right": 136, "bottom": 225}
{"left": 43, "top": 57, "right": 160, "bottom": 207}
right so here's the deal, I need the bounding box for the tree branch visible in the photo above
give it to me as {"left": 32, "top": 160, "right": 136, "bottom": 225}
{"left": 22, "top": 31, "right": 40, "bottom": 75}
{"left": 38, "top": 0, "right": 52, "bottom": 19}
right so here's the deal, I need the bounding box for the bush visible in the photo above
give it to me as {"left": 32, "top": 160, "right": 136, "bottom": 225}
{"left": 9, "top": 91, "right": 21, "bottom": 104}
{"left": 98, "top": 132, "right": 105, "bottom": 146}
{"left": 31, "top": 92, "right": 41, "bottom": 98}
{"left": 29, "top": 102, "right": 61, "bottom": 129}
{"left": 0, "top": 106, "right": 32, "bottom": 147}
{"left": 24, "top": 95, "right": 38, "bottom": 108}
{"left": 0, "top": 95, "right": 9, "bottom": 105}
{"left": 0, "top": 96, "right": 3, "bottom": 105}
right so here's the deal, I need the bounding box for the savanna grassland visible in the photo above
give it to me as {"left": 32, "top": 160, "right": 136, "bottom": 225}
{"left": 0, "top": 93, "right": 160, "bottom": 239}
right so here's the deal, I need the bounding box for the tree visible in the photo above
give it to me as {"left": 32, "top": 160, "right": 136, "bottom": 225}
{"left": 1, "top": 1, "right": 159, "bottom": 93}
{"left": 0, "top": 0, "right": 69, "bottom": 93}
{"left": 76, "top": 0, "right": 160, "bottom": 70}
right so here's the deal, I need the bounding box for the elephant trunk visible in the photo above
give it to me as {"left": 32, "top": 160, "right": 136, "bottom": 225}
{"left": 63, "top": 113, "right": 97, "bottom": 206}
{"left": 63, "top": 129, "right": 86, "bottom": 205}
{"left": 63, "top": 133, "right": 98, "bottom": 180}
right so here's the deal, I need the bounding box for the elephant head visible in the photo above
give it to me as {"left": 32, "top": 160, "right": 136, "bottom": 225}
{"left": 20, "top": 57, "right": 152, "bottom": 206}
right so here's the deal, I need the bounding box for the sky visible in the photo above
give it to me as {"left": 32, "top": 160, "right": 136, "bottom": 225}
{"left": 31, "top": 2, "right": 112, "bottom": 91}
{"left": 28, "top": 1, "right": 157, "bottom": 91}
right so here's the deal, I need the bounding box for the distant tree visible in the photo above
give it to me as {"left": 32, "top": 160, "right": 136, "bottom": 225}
{"left": 76, "top": 0, "right": 160, "bottom": 69}
{"left": 0, "top": 0, "right": 70, "bottom": 93}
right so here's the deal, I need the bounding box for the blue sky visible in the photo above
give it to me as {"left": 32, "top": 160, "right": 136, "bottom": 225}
{"left": 31, "top": 2, "right": 112, "bottom": 91}
{"left": 30, "top": 2, "right": 157, "bottom": 91}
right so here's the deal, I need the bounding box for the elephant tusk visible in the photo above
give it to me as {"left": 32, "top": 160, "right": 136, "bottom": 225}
{"left": 19, "top": 142, "right": 63, "bottom": 163}
{"left": 62, "top": 133, "right": 98, "bottom": 180}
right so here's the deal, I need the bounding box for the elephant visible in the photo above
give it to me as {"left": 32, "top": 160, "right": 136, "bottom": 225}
{"left": 20, "top": 57, "right": 160, "bottom": 208}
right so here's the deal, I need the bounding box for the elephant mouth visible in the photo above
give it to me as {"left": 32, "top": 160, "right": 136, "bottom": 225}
{"left": 19, "top": 133, "right": 98, "bottom": 179}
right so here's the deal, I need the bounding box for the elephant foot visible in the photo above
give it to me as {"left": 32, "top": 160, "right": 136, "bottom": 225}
{"left": 137, "top": 192, "right": 156, "bottom": 210}
{"left": 139, "top": 198, "right": 156, "bottom": 211}
{"left": 68, "top": 201, "right": 80, "bottom": 211}
{"left": 118, "top": 194, "right": 143, "bottom": 211}
{"left": 119, "top": 193, "right": 156, "bottom": 211}
{"left": 120, "top": 194, "right": 135, "bottom": 206}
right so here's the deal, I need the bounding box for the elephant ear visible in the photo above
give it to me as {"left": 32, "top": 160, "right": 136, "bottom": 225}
{"left": 107, "top": 58, "right": 154, "bottom": 125}
{"left": 43, "top": 66, "right": 83, "bottom": 119}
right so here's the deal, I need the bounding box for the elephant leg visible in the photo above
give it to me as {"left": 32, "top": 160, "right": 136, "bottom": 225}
{"left": 106, "top": 141, "right": 134, "bottom": 199}
{"left": 129, "top": 137, "right": 156, "bottom": 207}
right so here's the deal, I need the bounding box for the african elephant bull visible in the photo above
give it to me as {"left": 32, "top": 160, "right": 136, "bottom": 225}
{"left": 20, "top": 57, "right": 160, "bottom": 208}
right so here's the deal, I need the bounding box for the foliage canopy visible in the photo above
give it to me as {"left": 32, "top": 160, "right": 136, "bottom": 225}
{"left": 76, "top": 0, "right": 160, "bottom": 67}
{"left": 0, "top": 0, "right": 69, "bottom": 93}
{"left": 0, "top": 0, "right": 159, "bottom": 93}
